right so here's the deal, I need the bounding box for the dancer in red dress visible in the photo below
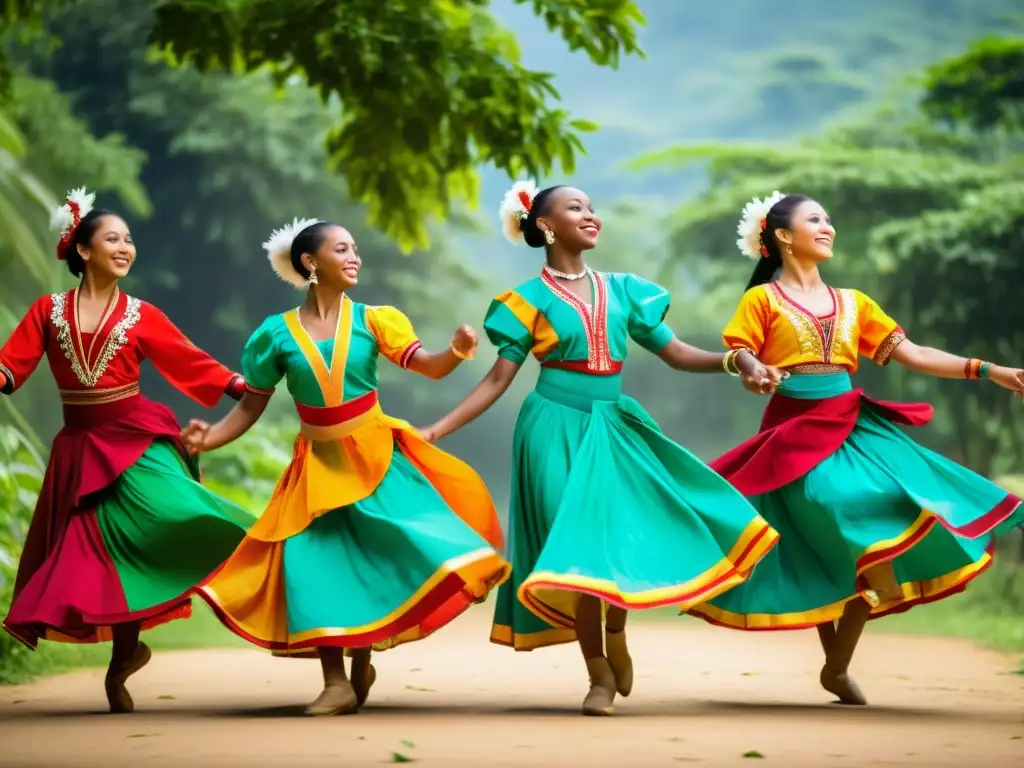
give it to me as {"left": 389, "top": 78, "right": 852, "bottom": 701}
{"left": 1, "top": 188, "right": 253, "bottom": 712}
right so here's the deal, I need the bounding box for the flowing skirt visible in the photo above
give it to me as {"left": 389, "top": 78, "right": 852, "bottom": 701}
{"left": 3, "top": 395, "right": 252, "bottom": 649}
{"left": 197, "top": 409, "right": 510, "bottom": 657}
{"left": 689, "top": 372, "right": 1023, "bottom": 630}
{"left": 490, "top": 368, "right": 780, "bottom": 651}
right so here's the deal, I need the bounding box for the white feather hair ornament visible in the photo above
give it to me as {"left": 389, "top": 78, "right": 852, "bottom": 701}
{"left": 50, "top": 187, "right": 96, "bottom": 260}
{"left": 736, "top": 190, "right": 787, "bottom": 260}
{"left": 263, "top": 217, "right": 322, "bottom": 288}
{"left": 498, "top": 179, "right": 539, "bottom": 245}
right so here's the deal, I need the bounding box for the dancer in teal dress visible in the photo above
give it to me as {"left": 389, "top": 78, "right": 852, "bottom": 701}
{"left": 692, "top": 192, "right": 1024, "bottom": 706}
{"left": 419, "top": 181, "right": 782, "bottom": 716}
{"left": 181, "top": 218, "right": 509, "bottom": 716}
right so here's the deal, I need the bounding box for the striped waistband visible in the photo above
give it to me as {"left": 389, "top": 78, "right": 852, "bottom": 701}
{"left": 784, "top": 363, "right": 848, "bottom": 375}
{"left": 295, "top": 390, "right": 381, "bottom": 441}
{"left": 59, "top": 382, "right": 140, "bottom": 406}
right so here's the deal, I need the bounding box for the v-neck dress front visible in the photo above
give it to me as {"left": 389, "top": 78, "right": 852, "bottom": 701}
{"left": 196, "top": 298, "right": 510, "bottom": 655}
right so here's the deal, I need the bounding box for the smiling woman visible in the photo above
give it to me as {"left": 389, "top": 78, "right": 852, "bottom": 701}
{"left": 418, "top": 180, "right": 781, "bottom": 716}
{"left": 0, "top": 187, "right": 252, "bottom": 714}
{"left": 180, "top": 217, "right": 510, "bottom": 717}
{"left": 690, "top": 191, "right": 1024, "bottom": 708}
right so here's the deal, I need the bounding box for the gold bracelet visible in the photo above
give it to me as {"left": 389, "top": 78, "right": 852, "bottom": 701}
{"left": 722, "top": 349, "right": 741, "bottom": 376}
{"left": 450, "top": 342, "right": 474, "bottom": 361}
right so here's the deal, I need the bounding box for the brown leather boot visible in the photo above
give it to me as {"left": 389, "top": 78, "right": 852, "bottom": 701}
{"left": 605, "top": 629, "right": 633, "bottom": 697}
{"left": 105, "top": 641, "right": 152, "bottom": 714}
{"left": 820, "top": 599, "right": 870, "bottom": 705}
{"left": 582, "top": 657, "right": 617, "bottom": 716}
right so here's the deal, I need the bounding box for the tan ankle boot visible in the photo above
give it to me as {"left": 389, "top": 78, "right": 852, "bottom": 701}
{"left": 105, "top": 641, "right": 152, "bottom": 714}
{"left": 605, "top": 630, "right": 633, "bottom": 697}
{"left": 306, "top": 656, "right": 358, "bottom": 717}
{"left": 582, "top": 657, "right": 617, "bottom": 716}
{"left": 350, "top": 649, "right": 376, "bottom": 708}
{"left": 820, "top": 600, "right": 869, "bottom": 706}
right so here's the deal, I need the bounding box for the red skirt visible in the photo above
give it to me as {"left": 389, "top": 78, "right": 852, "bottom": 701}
{"left": 4, "top": 394, "right": 195, "bottom": 648}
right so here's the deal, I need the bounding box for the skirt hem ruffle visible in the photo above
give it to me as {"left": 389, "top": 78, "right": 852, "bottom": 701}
{"left": 196, "top": 549, "right": 510, "bottom": 657}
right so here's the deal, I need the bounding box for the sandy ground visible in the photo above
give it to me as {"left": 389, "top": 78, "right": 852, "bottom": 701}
{"left": 1, "top": 606, "right": 1023, "bottom": 767}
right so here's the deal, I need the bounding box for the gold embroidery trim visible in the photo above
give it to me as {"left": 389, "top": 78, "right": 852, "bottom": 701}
{"left": 785, "top": 363, "right": 847, "bottom": 374}
{"left": 59, "top": 382, "right": 140, "bottom": 405}
{"left": 767, "top": 283, "right": 824, "bottom": 361}
{"left": 873, "top": 327, "right": 906, "bottom": 366}
{"left": 51, "top": 291, "right": 142, "bottom": 389}
{"left": 831, "top": 289, "right": 858, "bottom": 359}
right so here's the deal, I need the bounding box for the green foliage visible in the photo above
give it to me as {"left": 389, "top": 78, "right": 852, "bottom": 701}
{"left": 197, "top": 417, "right": 293, "bottom": 512}
{"left": 0, "top": 424, "right": 47, "bottom": 681}
{"left": 96, "top": 0, "right": 643, "bottom": 250}
{"left": 922, "top": 37, "right": 1024, "bottom": 133}
{"left": 633, "top": 67, "right": 1024, "bottom": 477}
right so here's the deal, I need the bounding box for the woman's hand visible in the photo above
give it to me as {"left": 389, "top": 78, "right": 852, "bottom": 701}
{"left": 416, "top": 424, "right": 440, "bottom": 443}
{"left": 180, "top": 419, "right": 211, "bottom": 455}
{"left": 989, "top": 365, "right": 1024, "bottom": 398}
{"left": 450, "top": 324, "right": 479, "bottom": 360}
{"left": 736, "top": 352, "right": 787, "bottom": 395}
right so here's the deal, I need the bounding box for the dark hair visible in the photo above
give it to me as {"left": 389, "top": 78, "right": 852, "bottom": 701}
{"left": 519, "top": 185, "right": 565, "bottom": 248}
{"left": 746, "top": 194, "right": 811, "bottom": 290}
{"left": 289, "top": 221, "right": 337, "bottom": 279}
{"left": 59, "top": 208, "right": 118, "bottom": 277}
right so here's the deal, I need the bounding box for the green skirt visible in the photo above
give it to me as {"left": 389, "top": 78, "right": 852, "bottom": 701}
{"left": 691, "top": 372, "right": 1023, "bottom": 630}
{"left": 490, "top": 367, "right": 779, "bottom": 651}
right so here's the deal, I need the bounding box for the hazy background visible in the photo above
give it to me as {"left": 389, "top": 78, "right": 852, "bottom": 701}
{"left": 2, "top": 0, "right": 1023, "bottom": 681}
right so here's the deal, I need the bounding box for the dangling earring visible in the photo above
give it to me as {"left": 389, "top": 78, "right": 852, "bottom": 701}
{"left": 308, "top": 263, "right": 318, "bottom": 285}
{"left": 784, "top": 243, "right": 793, "bottom": 258}
{"left": 544, "top": 229, "right": 555, "bottom": 245}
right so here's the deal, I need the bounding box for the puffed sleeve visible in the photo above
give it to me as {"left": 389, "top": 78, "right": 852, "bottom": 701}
{"left": 484, "top": 291, "right": 533, "bottom": 365}
{"left": 0, "top": 294, "right": 51, "bottom": 395}
{"left": 240, "top": 317, "right": 286, "bottom": 394}
{"left": 623, "top": 274, "right": 675, "bottom": 353}
{"left": 138, "top": 302, "right": 245, "bottom": 405}
{"left": 364, "top": 305, "right": 423, "bottom": 369}
{"left": 854, "top": 290, "right": 905, "bottom": 365}
{"left": 722, "top": 286, "right": 770, "bottom": 356}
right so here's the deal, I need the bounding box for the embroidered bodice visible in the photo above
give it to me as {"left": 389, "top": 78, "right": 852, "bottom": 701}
{"left": 0, "top": 289, "right": 242, "bottom": 406}
{"left": 484, "top": 271, "right": 675, "bottom": 375}
{"left": 722, "top": 282, "right": 906, "bottom": 371}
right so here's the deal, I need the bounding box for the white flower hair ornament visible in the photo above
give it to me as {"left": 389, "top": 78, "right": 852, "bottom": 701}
{"left": 263, "top": 217, "right": 322, "bottom": 288}
{"left": 498, "top": 179, "right": 539, "bottom": 245}
{"left": 736, "top": 190, "right": 788, "bottom": 260}
{"left": 49, "top": 187, "right": 96, "bottom": 261}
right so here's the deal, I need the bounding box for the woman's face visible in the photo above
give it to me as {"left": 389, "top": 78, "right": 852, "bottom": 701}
{"left": 304, "top": 225, "right": 361, "bottom": 288}
{"left": 779, "top": 199, "right": 835, "bottom": 262}
{"left": 79, "top": 215, "right": 136, "bottom": 279}
{"left": 535, "top": 187, "right": 602, "bottom": 251}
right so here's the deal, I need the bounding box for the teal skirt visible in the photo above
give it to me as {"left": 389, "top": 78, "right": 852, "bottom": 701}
{"left": 490, "top": 367, "right": 779, "bottom": 651}
{"left": 692, "top": 372, "right": 1023, "bottom": 630}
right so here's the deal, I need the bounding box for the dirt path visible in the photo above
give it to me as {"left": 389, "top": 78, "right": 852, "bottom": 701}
{"left": 2, "top": 606, "right": 1022, "bottom": 767}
